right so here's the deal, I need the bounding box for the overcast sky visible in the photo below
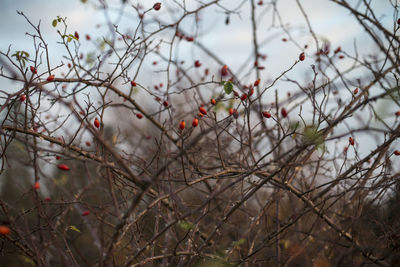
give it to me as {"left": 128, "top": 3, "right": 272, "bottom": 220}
{"left": 0, "top": 0, "right": 395, "bottom": 79}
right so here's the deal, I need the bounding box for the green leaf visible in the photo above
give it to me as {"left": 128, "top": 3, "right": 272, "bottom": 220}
{"left": 12, "top": 51, "right": 29, "bottom": 67}
{"left": 54, "top": 174, "right": 68, "bottom": 185}
{"left": 19, "top": 256, "right": 35, "bottom": 266}
{"left": 233, "top": 238, "right": 246, "bottom": 247}
{"left": 214, "top": 101, "right": 224, "bottom": 111}
{"left": 227, "top": 98, "right": 235, "bottom": 110}
{"left": 178, "top": 220, "right": 194, "bottom": 231}
{"left": 52, "top": 19, "right": 57, "bottom": 27}
{"left": 224, "top": 81, "right": 233, "bottom": 95}
{"left": 99, "top": 40, "right": 106, "bottom": 51}
{"left": 289, "top": 121, "right": 300, "bottom": 131}
{"left": 86, "top": 52, "right": 95, "bottom": 65}
{"left": 68, "top": 225, "right": 81, "bottom": 233}
{"left": 303, "top": 125, "right": 324, "bottom": 148}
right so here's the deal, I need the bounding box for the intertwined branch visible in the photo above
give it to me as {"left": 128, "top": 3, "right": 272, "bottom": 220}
{"left": 0, "top": 0, "right": 400, "bottom": 266}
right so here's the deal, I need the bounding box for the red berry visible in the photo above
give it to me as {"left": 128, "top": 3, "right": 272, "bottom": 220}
{"left": 338, "top": 55, "right": 345, "bottom": 59}
{"left": 185, "top": 36, "right": 194, "bottom": 42}
{"left": 20, "top": 94, "right": 26, "bottom": 102}
{"left": 85, "top": 34, "right": 91, "bottom": 41}
{"left": 211, "top": 98, "right": 216, "bottom": 105}
{"left": 194, "top": 60, "right": 201, "bottom": 68}
{"left": 175, "top": 31, "right": 183, "bottom": 38}
{"left": 44, "top": 197, "right": 51, "bottom": 201}
{"left": 74, "top": 31, "right": 79, "bottom": 40}
{"left": 240, "top": 94, "right": 247, "bottom": 101}
{"left": 94, "top": 118, "right": 100, "bottom": 128}
{"left": 353, "top": 88, "right": 359, "bottom": 94}
{"left": 163, "top": 101, "right": 169, "bottom": 107}
{"left": 397, "top": 18, "right": 400, "bottom": 25}
{"left": 248, "top": 88, "right": 254, "bottom": 97}
{"left": 396, "top": 111, "right": 400, "bottom": 117}
{"left": 394, "top": 150, "right": 400, "bottom": 156}
{"left": 58, "top": 163, "right": 70, "bottom": 171}
{"left": 229, "top": 108, "right": 234, "bottom": 115}
{"left": 233, "top": 109, "right": 239, "bottom": 119}
{"left": 334, "top": 46, "right": 341, "bottom": 54}
{"left": 221, "top": 65, "right": 229, "bottom": 76}
{"left": 47, "top": 74, "right": 55, "bottom": 82}
{"left": 82, "top": 210, "right": 90, "bottom": 216}
{"left": 257, "top": 0, "right": 263, "bottom": 5}
{"left": 153, "top": 2, "right": 161, "bottom": 11}
{"left": 262, "top": 111, "right": 271, "bottom": 118}
{"left": 282, "top": 38, "right": 287, "bottom": 42}
{"left": 136, "top": 113, "right": 143, "bottom": 119}
{"left": 56, "top": 155, "right": 61, "bottom": 160}
{"left": 281, "top": 108, "right": 288, "bottom": 118}
{"left": 85, "top": 141, "right": 91, "bottom": 146}
{"left": 199, "top": 107, "right": 207, "bottom": 115}
{"left": 179, "top": 120, "right": 185, "bottom": 130}
{"left": 0, "top": 226, "right": 10, "bottom": 236}
{"left": 192, "top": 118, "right": 199, "bottom": 127}
{"left": 68, "top": 63, "right": 72, "bottom": 68}
{"left": 254, "top": 79, "right": 260, "bottom": 86}
{"left": 257, "top": 66, "right": 265, "bottom": 70}
{"left": 30, "top": 66, "right": 37, "bottom": 74}
{"left": 131, "top": 81, "right": 137, "bottom": 87}
{"left": 349, "top": 137, "right": 355, "bottom": 146}
{"left": 299, "top": 52, "right": 305, "bottom": 61}
{"left": 33, "top": 182, "right": 40, "bottom": 190}
{"left": 152, "top": 61, "right": 157, "bottom": 65}
{"left": 322, "top": 44, "right": 330, "bottom": 55}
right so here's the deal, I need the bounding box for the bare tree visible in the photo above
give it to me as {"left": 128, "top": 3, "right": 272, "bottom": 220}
{"left": 0, "top": 0, "right": 400, "bottom": 266}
